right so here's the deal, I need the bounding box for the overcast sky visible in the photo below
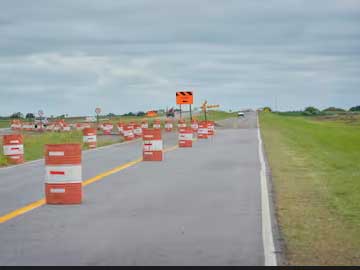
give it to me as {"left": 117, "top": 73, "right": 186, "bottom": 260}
{"left": 1, "top": 0, "right": 360, "bottom": 116}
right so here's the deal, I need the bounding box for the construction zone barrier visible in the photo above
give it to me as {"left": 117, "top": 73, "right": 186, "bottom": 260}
{"left": 45, "top": 144, "right": 82, "bottom": 204}
{"left": 153, "top": 119, "right": 161, "bottom": 129}
{"left": 141, "top": 119, "right": 149, "bottom": 129}
{"left": 191, "top": 119, "right": 199, "bottom": 133}
{"left": 101, "top": 123, "right": 113, "bottom": 135}
{"left": 165, "top": 118, "right": 173, "bottom": 132}
{"left": 62, "top": 123, "right": 71, "bottom": 132}
{"left": 179, "top": 127, "right": 193, "bottom": 148}
{"left": 123, "top": 125, "right": 135, "bottom": 141}
{"left": 2, "top": 134, "right": 24, "bottom": 164}
{"left": 117, "top": 122, "right": 124, "bottom": 135}
{"left": 83, "top": 128, "right": 97, "bottom": 149}
{"left": 143, "top": 128, "right": 163, "bottom": 161}
{"left": 133, "top": 124, "right": 143, "bottom": 138}
{"left": 198, "top": 121, "right": 209, "bottom": 139}
{"left": 22, "top": 122, "right": 35, "bottom": 131}
{"left": 207, "top": 121, "right": 215, "bottom": 136}
{"left": 128, "top": 121, "right": 136, "bottom": 130}
{"left": 10, "top": 120, "right": 22, "bottom": 130}
{"left": 178, "top": 119, "right": 186, "bottom": 129}
{"left": 76, "top": 122, "right": 91, "bottom": 131}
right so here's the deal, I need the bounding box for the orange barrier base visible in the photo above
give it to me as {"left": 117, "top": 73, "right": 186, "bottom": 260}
{"left": 165, "top": 128, "right": 172, "bottom": 132}
{"left": 45, "top": 183, "right": 82, "bottom": 204}
{"left": 143, "top": 151, "right": 163, "bottom": 161}
{"left": 124, "top": 136, "right": 133, "bottom": 141}
{"left": 198, "top": 134, "right": 208, "bottom": 139}
{"left": 179, "top": 140, "right": 192, "bottom": 147}
{"left": 6, "top": 155, "right": 24, "bottom": 165}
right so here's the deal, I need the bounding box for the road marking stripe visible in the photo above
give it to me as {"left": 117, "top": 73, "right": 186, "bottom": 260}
{"left": 0, "top": 144, "right": 179, "bottom": 224}
{"left": 257, "top": 114, "right": 277, "bottom": 266}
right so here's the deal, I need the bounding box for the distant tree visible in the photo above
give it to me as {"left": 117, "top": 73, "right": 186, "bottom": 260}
{"left": 25, "top": 113, "right": 35, "bottom": 119}
{"left": 136, "top": 111, "right": 145, "bottom": 117}
{"left": 56, "top": 114, "right": 66, "bottom": 119}
{"left": 349, "top": 105, "right": 360, "bottom": 112}
{"left": 263, "top": 107, "right": 272, "bottom": 112}
{"left": 323, "top": 107, "right": 345, "bottom": 112}
{"left": 10, "top": 112, "right": 23, "bottom": 119}
{"left": 303, "top": 106, "right": 320, "bottom": 115}
{"left": 123, "top": 112, "right": 135, "bottom": 116}
{"left": 107, "top": 113, "right": 116, "bottom": 117}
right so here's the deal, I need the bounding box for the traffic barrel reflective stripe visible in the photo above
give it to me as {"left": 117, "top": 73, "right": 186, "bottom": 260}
{"left": 117, "top": 122, "right": 125, "bottom": 135}
{"left": 165, "top": 118, "right": 173, "bottom": 132}
{"left": 179, "top": 127, "right": 193, "bottom": 147}
{"left": 142, "top": 128, "right": 163, "bottom": 161}
{"left": 123, "top": 125, "right": 135, "bottom": 141}
{"left": 198, "top": 121, "right": 209, "bottom": 139}
{"left": 2, "top": 134, "right": 24, "bottom": 164}
{"left": 83, "top": 128, "right": 97, "bottom": 148}
{"left": 45, "top": 144, "right": 82, "bottom": 204}
{"left": 22, "top": 122, "right": 35, "bottom": 131}
{"left": 141, "top": 120, "right": 149, "bottom": 129}
{"left": 102, "top": 123, "right": 113, "bottom": 135}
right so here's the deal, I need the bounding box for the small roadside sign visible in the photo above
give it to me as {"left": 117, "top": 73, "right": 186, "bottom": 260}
{"left": 176, "top": 91, "right": 193, "bottom": 105}
{"left": 95, "top": 107, "right": 101, "bottom": 115}
{"left": 38, "top": 110, "right": 44, "bottom": 117}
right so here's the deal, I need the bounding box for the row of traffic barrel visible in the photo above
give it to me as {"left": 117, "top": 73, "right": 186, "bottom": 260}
{"left": 1, "top": 119, "right": 216, "bottom": 205}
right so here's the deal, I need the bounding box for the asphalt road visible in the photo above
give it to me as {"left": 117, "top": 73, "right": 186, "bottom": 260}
{"left": 0, "top": 112, "right": 267, "bottom": 266}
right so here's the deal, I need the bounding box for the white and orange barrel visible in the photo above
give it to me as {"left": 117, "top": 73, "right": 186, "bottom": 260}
{"left": 83, "top": 128, "right": 97, "bottom": 148}
{"left": 76, "top": 122, "right": 91, "bottom": 131}
{"left": 62, "top": 123, "right": 71, "bottom": 132}
{"left": 165, "top": 118, "right": 173, "bottom": 132}
{"left": 102, "top": 123, "right": 113, "bottom": 135}
{"left": 53, "top": 123, "right": 62, "bottom": 132}
{"left": 10, "top": 120, "right": 22, "bottom": 130}
{"left": 191, "top": 119, "right": 199, "bottom": 132}
{"left": 179, "top": 127, "right": 193, "bottom": 148}
{"left": 143, "top": 129, "right": 163, "bottom": 161}
{"left": 141, "top": 119, "right": 149, "bottom": 129}
{"left": 44, "top": 144, "right": 82, "bottom": 204}
{"left": 133, "top": 124, "right": 143, "bottom": 138}
{"left": 2, "top": 134, "right": 24, "bottom": 164}
{"left": 207, "top": 121, "right": 215, "bottom": 136}
{"left": 178, "top": 119, "right": 186, "bottom": 129}
{"left": 128, "top": 121, "right": 136, "bottom": 130}
{"left": 22, "top": 122, "right": 34, "bottom": 131}
{"left": 123, "top": 125, "right": 135, "bottom": 141}
{"left": 153, "top": 119, "right": 161, "bottom": 129}
{"left": 117, "top": 122, "right": 125, "bottom": 135}
{"left": 198, "top": 121, "right": 209, "bottom": 139}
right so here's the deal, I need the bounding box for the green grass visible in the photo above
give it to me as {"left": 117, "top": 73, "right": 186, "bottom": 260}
{"left": 260, "top": 113, "right": 360, "bottom": 265}
{"left": 0, "top": 120, "right": 10, "bottom": 128}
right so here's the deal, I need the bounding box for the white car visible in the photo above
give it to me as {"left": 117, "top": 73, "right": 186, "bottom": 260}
{"left": 238, "top": 112, "right": 245, "bottom": 117}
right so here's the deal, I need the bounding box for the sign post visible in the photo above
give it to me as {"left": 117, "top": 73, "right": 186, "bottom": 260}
{"left": 95, "top": 107, "right": 101, "bottom": 128}
{"left": 176, "top": 91, "right": 193, "bottom": 121}
{"left": 38, "top": 110, "right": 44, "bottom": 131}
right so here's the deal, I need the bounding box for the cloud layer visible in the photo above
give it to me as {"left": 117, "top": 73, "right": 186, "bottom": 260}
{"left": 1, "top": 0, "right": 360, "bottom": 116}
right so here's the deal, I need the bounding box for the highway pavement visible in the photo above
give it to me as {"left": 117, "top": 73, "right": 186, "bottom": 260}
{"left": 0, "top": 112, "right": 272, "bottom": 266}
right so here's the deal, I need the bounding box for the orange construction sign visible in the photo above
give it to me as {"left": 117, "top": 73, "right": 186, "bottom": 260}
{"left": 176, "top": 91, "right": 193, "bottom": 105}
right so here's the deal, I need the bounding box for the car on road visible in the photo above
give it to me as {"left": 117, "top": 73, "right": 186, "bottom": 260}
{"left": 238, "top": 111, "right": 245, "bottom": 117}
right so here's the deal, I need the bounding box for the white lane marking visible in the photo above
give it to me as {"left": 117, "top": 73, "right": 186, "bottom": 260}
{"left": 257, "top": 114, "right": 277, "bottom": 266}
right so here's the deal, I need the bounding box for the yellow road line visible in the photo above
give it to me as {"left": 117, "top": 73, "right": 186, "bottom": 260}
{"left": 0, "top": 144, "right": 179, "bottom": 224}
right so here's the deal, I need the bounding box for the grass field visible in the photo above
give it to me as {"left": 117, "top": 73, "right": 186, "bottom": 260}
{"left": 0, "top": 131, "right": 123, "bottom": 167}
{"left": 260, "top": 112, "right": 360, "bottom": 265}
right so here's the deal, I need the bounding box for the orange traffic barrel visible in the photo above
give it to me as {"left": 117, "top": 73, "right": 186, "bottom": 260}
{"left": 165, "top": 118, "right": 173, "bottom": 132}
{"left": 178, "top": 119, "right": 186, "bottom": 130}
{"left": 10, "top": 120, "right": 22, "bottom": 130}
{"left": 141, "top": 119, "right": 149, "bottom": 129}
{"left": 83, "top": 128, "right": 97, "bottom": 148}
{"left": 2, "top": 134, "right": 24, "bottom": 164}
{"left": 123, "top": 125, "right": 135, "bottom": 141}
{"left": 198, "top": 121, "right": 209, "bottom": 139}
{"left": 143, "top": 128, "right": 163, "bottom": 161}
{"left": 133, "top": 124, "right": 143, "bottom": 138}
{"left": 117, "top": 122, "right": 125, "bottom": 135}
{"left": 191, "top": 119, "right": 198, "bottom": 132}
{"left": 44, "top": 144, "right": 82, "bottom": 204}
{"left": 22, "top": 122, "right": 34, "bottom": 131}
{"left": 207, "top": 121, "right": 215, "bottom": 136}
{"left": 102, "top": 123, "right": 113, "bottom": 135}
{"left": 153, "top": 119, "right": 161, "bottom": 129}
{"left": 128, "top": 121, "right": 136, "bottom": 130}
{"left": 179, "top": 127, "right": 193, "bottom": 147}
{"left": 62, "top": 123, "right": 71, "bottom": 132}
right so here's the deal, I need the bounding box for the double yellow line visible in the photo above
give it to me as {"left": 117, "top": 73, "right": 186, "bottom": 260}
{"left": 0, "top": 145, "right": 179, "bottom": 224}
